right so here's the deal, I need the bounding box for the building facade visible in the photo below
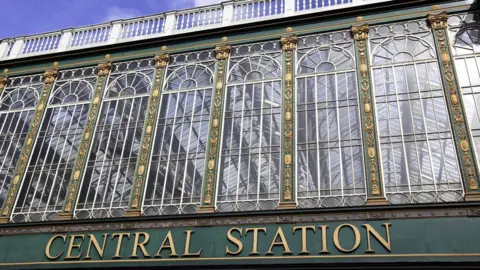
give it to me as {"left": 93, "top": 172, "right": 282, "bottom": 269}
{"left": 0, "top": 0, "right": 480, "bottom": 268}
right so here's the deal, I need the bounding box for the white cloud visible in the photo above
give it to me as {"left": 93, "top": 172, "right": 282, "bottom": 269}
{"left": 104, "top": 6, "right": 143, "bottom": 21}
{"left": 193, "top": 0, "right": 223, "bottom": 6}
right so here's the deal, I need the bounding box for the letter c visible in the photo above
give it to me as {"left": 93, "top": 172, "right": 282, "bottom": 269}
{"left": 46, "top": 234, "right": 67, "bottom": 260}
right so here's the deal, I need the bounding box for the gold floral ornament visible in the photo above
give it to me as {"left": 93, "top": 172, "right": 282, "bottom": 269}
{"left": 352, "top": 24, "right": 383, "bottom": 197}
{"left": 129, "top": 54, "right": 169, "bottom": 212}
{"left": 0, "top": 76, "right": 8, "bottom": 89}
{"left": 61, "top": 63, "right": 111, "bottom": 216}
{"left": 281, "top": 35, "right": 297, "bottom": 202}
{"left": 428, "top": 12, "right": 480, "bottom": 193}
{"left": 202, "top": 45, "right": 231, "bottom": 206}
{"left": 0, "top": 69, "right": 58, "bottom": 221}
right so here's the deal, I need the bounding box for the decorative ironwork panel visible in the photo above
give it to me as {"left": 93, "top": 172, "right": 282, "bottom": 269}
{"left": 143, "top": 50, "right": 215, "bottom": 216}
{"left": 370, "top": 19, "right": 464, "bottom": 204}
{"left": 11, "top": 67, "right": 96, "bottom": 223}
{"left": 217, "top": 41, "right": 283, "bottom": 212}
{"left": 449, "top": 12, "right": 480, "bottom": 172}
{"left": 74, "top": 59, "right": 154, "bottom": 219}
{"left": 296, "top": 30, "right": 366, "bottom": 208}
{"left": 0, "top": 75, "right": 43, "bottom": 211}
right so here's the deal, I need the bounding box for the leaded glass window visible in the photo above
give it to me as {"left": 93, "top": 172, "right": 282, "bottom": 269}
{"left": 217, "top": 41, "right": 283, "bottom": 212}
{"left": 12, "top": 67, "right": 96, "bottom": 222}
{"left": 370, "top": 20, "right": 463, "bottom": 204}
{"left": 448, "top": 12, "right": 480, "bottom": 169}
{"left": 296, "top": 30, "right": 366, "bottom": 208}
{"left": 75, "top": 59, "right": 154, "bottom": 219}
{"left": 0, "top": 75, "right": 43, "bottom": 210}
{"left": 143, "top": 50, "right": 215, "bottom": 216}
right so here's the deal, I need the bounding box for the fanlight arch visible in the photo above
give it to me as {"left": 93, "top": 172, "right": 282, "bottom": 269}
{"left": 49, "top": 80, "right": 94, "bottom": 105}
{"left": 371, "top": 35, "right": 436, "bottom": 65}
{"left": 228, "top": 55, "right": 282, "bottom": 83}
{"left": 452, "top": 26, "right": 480, "bottom": 55}
{"left": 165, "top": 64, "right": 214, "bottom": 91}
{"left": 0, "top": 87, "right": 39, "bottom": 111}
{"left": 297, "top": 46, "right": 356, "bottom": 74}
{"left": 105, "top": 72, "right": 152, "bottom": 98}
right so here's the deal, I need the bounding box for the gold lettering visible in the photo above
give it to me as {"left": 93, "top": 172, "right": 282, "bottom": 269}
{"left": 65, "top": 234, "right": 85, "bottom": 259}
{"left": 155, "top": 231, "right": 178, "bottom": 257}
{"left": 84, "top": 233, "right": 109, "bottom": 259}
{"left": 363, "top": 223, "right": 391, "bottom": 253}
{"left": 319, "top": 225, "right": 329, "bottom": 254}
{"left": 183, "top": 230, "right": 201, "bottom": 257}
{"left": 245, "top": 227, "right": 266, "bottom": 255}
{"left": 131, "top": 232, "right": 151, "bottom": 258}
{"left": 266, "top": 227, "right": 292, "bottom": 255}
{"left": 45, "top": 234, "right": 66, "bottom": 260}
{"left": 333, "top": 224, "right": 360, "bottom": 253}
{"left": 226, "top": 227, "right": 243, "bottom": 255}
{"left": 111, "top": 233, "right": 131, "bottom": 259}
{"left": 293, "top": 226, "right": 315, "bottom": 254}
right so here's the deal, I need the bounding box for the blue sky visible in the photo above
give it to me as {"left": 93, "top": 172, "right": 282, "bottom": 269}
{"left": 1, "top": 0, "right": 222, "bottom": 39}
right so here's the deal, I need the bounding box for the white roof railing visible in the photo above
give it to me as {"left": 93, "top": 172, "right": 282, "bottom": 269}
{"left": 0, "top": 0, "right": 391, "bottom": 62}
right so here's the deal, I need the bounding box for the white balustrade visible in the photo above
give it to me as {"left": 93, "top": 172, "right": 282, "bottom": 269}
{"left": 175, "top": 5, "right": 223, "bottom": 31}
{"left": 120, "top": 15, "right": 165, "bottom": 40}
{"left": 0, "top": 0, "right": 393, "bottom": 62}
{"left": 233, "top": 0, "right": 285, "bottom": 22}
{"left": 70, "top": 23, "right": 111, "bottom": 47}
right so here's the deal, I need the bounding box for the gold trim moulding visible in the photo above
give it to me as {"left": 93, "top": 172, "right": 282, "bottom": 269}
{"left": 278, "top": 202, "right": 297, "bottom": 210}
{"left": 464, "top": 192, "right": 480, "bottom": 202}
{"left": 0, "top": 217, "right": 8, "bottom": 224}
{"left": 366, "top": 197, "right": 388, "bottom": 206}
{"left": 55, "top": 213, "right": 73, "bottom": 221}
{"left": 197, "top": 205, "right": 216, "bottom": 214}
{"left": 124, "top": 210, "right": 142, "bottom": 217}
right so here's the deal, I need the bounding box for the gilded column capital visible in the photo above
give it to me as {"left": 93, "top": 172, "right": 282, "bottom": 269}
{"left": 352, "top": 24, "right": 369, "bottom": 41}
{"left": 428, "top": 12, "right": 448, "bottom": 30}
{"left": 43, "top": 69, "right": 58, "bottom": 85}
{"left": 97, "top": 62, "right": 112, "bottom": 77}
{"left": 215, "top": 45, "right": 231, "bottom": 60}
{"left": 155, "top": 54, "right": 169, "bottom": 68}
{"left": 0, "top": 76, "right": 8, "bottom": 89}
{"left": 281, "top": 35, "right": 297, "bottom": 51}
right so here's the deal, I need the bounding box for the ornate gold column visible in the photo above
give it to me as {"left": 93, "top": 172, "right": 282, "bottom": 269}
{"left": 428, "top": 12, "right": 480, "bottom": 201}
{"left": 351, "top": 25, "right": 387, "bottom": 205}
{"left": 0, "top": 69, "right": 58, "bottom": 223}
{"left": 125, "top": 54, "right": 169, "bottom": 217}
{"left": 0, "top": 76, "right": 7, "bottom": 91}
{"left": 198, "top": 44, "right": 231, "bottom": 213}
{"left": 57, "top": 62, "right": 111, "bottom": 220}
{"left": 279, "top": 35, "right": 297, "bottom": 209}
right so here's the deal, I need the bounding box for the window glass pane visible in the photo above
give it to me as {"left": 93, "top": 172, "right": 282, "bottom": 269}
{"left": 144, "top": 50, "right": 215, "bottom": 216}
{"left": 217, "top": 41, "right": 282, "bottom": 212}
{"left": 0, "top": 75, "right": 43, "bottom": 213}
{"left": 75, "top": 59, "right": 154, "bottom": 219}
{"left": 13, "top": 67, "right": 96, "bottom": 223}
{"left": 296, "top": 30, "right": 366, "bottom": 208}
{"left": 372, "top": 20, "right": 463, "bottom": 204}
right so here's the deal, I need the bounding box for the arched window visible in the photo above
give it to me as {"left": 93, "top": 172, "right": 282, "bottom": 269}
{"left": 0, "top": 75, "right": 43, "bottom": 212}
{"left": 12, "top": 67, "right": 96, "bottom": 222}
{"left": 144, "top": 50, "right": 215, "bottom": 216}
{"left": 449, "top": 12, "right": 480, "bottom": 171}
{"left": 296, "top": 30, "right": 366, "bottom": 208}
{"left": 370, "top": 20, "right": 463, "bottom": 204}
{"left": 217, "top": 41, "right": 283, "bottom": 212}
{"left": 75, "top": 59, "right": 155, "bottom": 219}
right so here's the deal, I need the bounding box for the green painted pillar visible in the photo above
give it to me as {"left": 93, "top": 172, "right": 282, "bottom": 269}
{"left": 57, "top": 62, "right": 112, "bottom": 220}
{"left": 198, "top": 44, "right": 231, "bottom": 213}
{"left": 125, "top": 54, "right": 169, "bottom": 217}
{"left": 351, "top": 24, "right": 387, "bottom": 205}
{"left": 0, "top": 69, "right": 58, "bottom": 223}
{"left": 428, "top": 12, "right": 480, "bottom": 201}
{"left": 279, "top": 35, "right": 297, "bottom": 209}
